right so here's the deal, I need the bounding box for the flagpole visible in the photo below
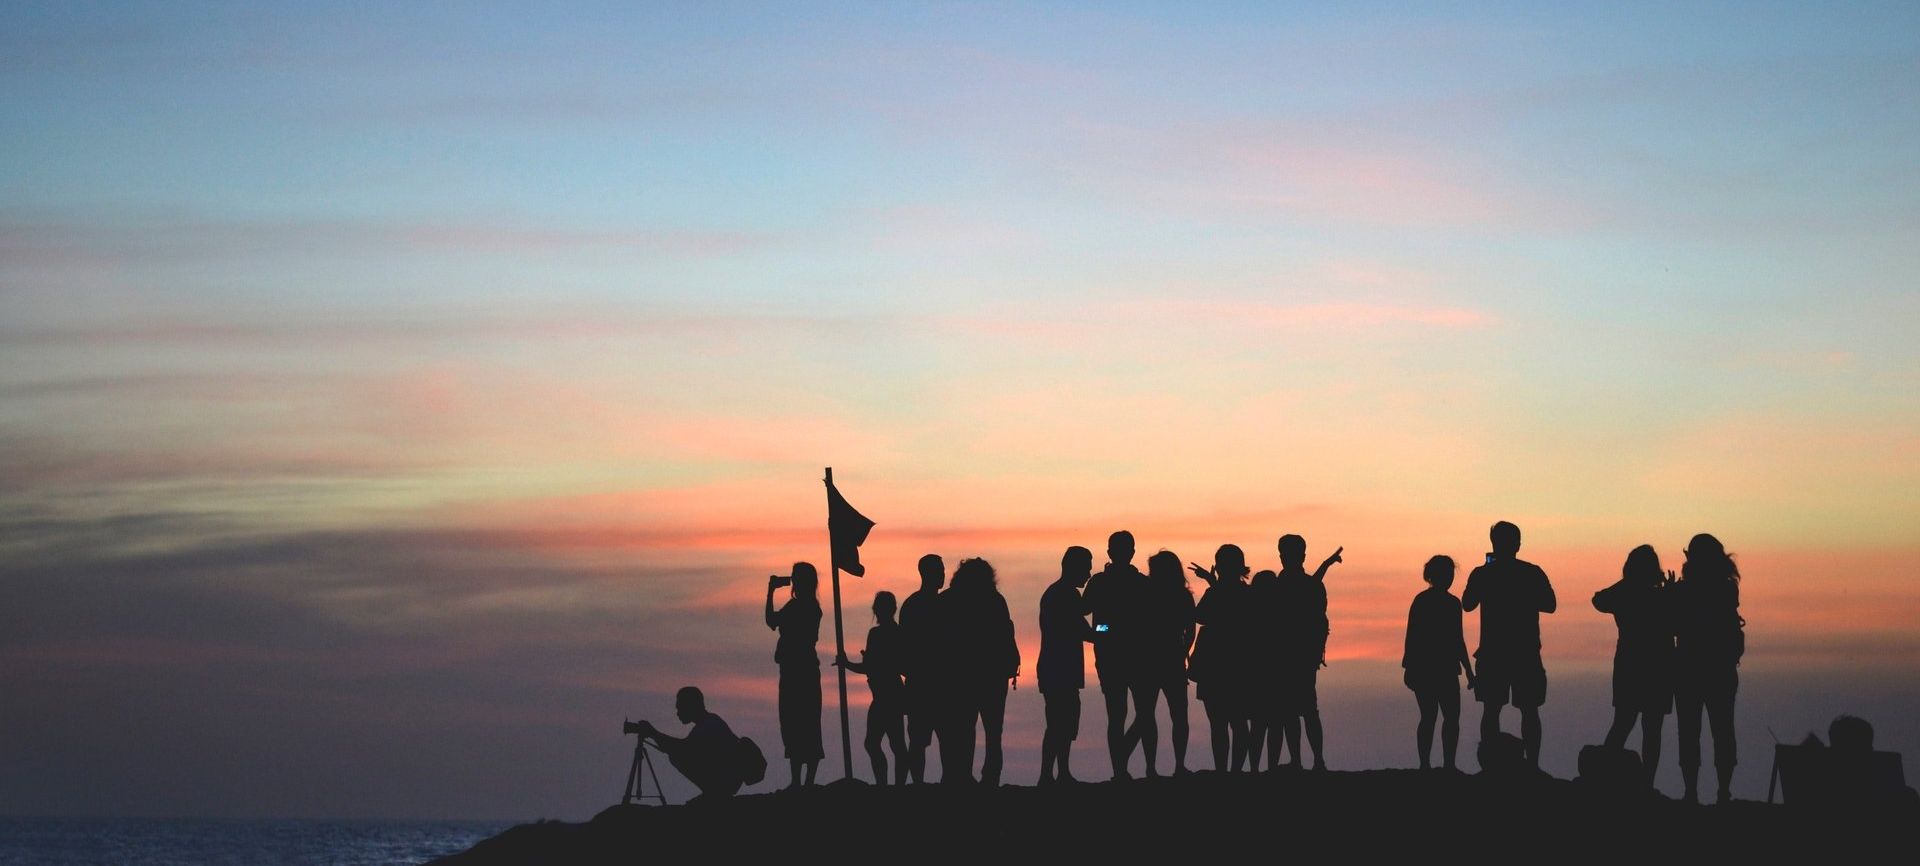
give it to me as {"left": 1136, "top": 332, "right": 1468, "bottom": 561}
{"left": 824, "top": 467, "right": 854, "bottom": 782}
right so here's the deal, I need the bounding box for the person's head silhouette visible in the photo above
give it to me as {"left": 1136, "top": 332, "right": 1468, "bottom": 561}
{"left": 1277, "top": 533, "right": 1306, "bottom": 569}
{"left": 1148, "top": 549, "right": 1184, "bottom": 588}
{"left": 1624, "top": 544, "right": 1662, "bottom": 586}
{"left": 873, "top": 590, "right": 897, "bottom": 623}
{"left": 952, "top": 557, "right": 997, "bottom": 592}
{"left": 1489, "top": 521, "right": 1521, "bottom": 559}
{"left": 1063, "top": 545, "right": 1093, "bottom": 586}
{"left": 1215, "top": 543, "right": 1247, "bottom": 580}
{"left": 1423, "top": 554, "right": 1456, "bottom": 591}
{"left": 674, "top": 686, "right": 707, "bottom": 724}
{"left": 1682, "top": 533, "right": 1738, "bottom": 583}
{"left": 790, "top": 562, "right": 819, "bottom": 599}
{"left": 1108, "top": 531, "right": 1136, "bottom": 567}
{"left": 918, "top": 554, "right": 946, "bottom": 591}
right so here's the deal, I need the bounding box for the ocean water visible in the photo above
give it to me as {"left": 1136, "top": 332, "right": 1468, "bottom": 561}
{"left": 0, "top": 816, "right": 513, "bottom": 866}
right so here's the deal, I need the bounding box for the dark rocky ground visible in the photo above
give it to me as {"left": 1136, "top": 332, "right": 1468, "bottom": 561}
{"left": 427, "top": 767, "right": 1916, "bottom": 864}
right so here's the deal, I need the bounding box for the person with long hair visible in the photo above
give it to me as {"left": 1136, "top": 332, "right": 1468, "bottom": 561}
{"left": 1591, "top": 544, "right": 1675, "bottom": 788}
{"left": 1403, "top": 555, "right": 1475, "bottom": 771}
{"left": 942, "top": 557, "right": 1020, "bottom": 786}
{"left": 1190, "top": 543, "right": 1254, "bottom": 772}
{"left": 765, "top": 562, "right": 824, "bottom": 789}
{"left": 1125, "top": 549, "right": 1196, "bottom": 776}
{"left": 1673, "top": 533, "right": 1744, "bottom": 804}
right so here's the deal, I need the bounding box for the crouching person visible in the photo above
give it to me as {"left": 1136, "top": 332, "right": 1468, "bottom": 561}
{"left": 629, "top": 686, "right": 745, "bottom": 803}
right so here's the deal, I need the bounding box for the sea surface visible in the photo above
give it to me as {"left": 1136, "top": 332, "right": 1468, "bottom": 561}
{"left": 0, "top": 816, "right": 513, "bottom": 866}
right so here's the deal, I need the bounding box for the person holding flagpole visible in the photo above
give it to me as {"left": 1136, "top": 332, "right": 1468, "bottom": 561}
{"left": 822, "top": 467, "right": 876, "bottom": 783}
{"left": 767, "top": 562, "right": 824, "bottom": 789}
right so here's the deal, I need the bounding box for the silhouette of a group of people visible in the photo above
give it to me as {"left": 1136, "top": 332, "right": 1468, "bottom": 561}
{"left": 800, "top": 528, "right": 1348, "bottom": 787}
{"left": 643, "top": 521, "right": 1765, "bottom": 805}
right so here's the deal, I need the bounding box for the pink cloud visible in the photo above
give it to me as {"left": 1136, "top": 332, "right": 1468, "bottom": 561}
{"left": 1047, "top": 115, "right": 1596, "bottom": 231}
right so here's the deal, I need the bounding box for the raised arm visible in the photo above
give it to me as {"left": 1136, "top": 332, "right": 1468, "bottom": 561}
{"left": 1311, "top": 546, "right": 1344, "bottom": 581}
{"left": 1591, "top": 579, "right": 1625, "bottom": 614}
{"left": 764, "top": 576, "right": 781, "bottom": 630}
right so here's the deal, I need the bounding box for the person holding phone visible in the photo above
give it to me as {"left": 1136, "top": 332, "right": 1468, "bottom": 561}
{"left": 1037, "top": 545, "right": 1095, "bottom": 784}
{"left": 1591, "top": 544, "right": 1675, "bottom": 788}
{"left": 1461, "top": 521, "right": 1557, "bottom": 771}
{"left": 1084, "top": 530, "right": 1148, "bottom": 779}
{"left": 765, "top": 562, "right": 824, "bottom": 789}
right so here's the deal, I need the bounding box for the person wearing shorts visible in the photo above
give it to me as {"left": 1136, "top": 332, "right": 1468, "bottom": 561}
{"left": 1461, "top": 521, "right": 1557, "bottom": 769}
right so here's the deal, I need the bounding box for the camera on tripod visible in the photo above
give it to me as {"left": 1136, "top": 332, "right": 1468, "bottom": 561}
{"left": 620, "top": 718, "right": 666, "bottom": 806}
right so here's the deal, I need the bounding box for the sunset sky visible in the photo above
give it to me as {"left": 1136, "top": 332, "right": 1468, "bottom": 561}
{"left": 4, "top": 1, "right": 1917, "bottom": 819}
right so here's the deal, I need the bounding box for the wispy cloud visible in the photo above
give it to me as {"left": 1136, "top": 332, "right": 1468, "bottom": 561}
{"left": 0, "top": 217, "right": 782, "bottom": 269}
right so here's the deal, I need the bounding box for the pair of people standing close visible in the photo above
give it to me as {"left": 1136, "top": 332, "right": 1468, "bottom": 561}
{"left": 1401, "top": 521, "right": 1553, "bottom": 774}
{"left": 1082, "top": 532, "right": 1200, "bottom": 779}
{"left": 1591, "top": 533, "right": 1744, "bottom": 802}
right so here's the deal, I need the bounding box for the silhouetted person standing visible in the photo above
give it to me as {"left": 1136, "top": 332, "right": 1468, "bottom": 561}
{"left": 835, "top": 591, "right": 907, "bottom": 786}
{"left": 1246, "top": 567, "right": 1280, "bottom": 769}
{"left": 1272, "top": 534, "right": 1341, "bottom": 770}
{"left": 942, "top": 557, "right": 1020, "bottom": 786}
{"left": 899, "top": 553, "right": 947, "bottom": 783}
{"left": 1403, "top": 555, "right": 1475, "bottom": 771}
{"left": 1124, "top": 549, "right": 1196, "bottom": 776}
{"left": 766, "top": 562, "right": 824, "bottom": 789}
{"left": 1462, "top": 521, "right": 1556, "bottom": 770}
{"left": 1191, "top": 544, "right": 1254, "bottom": 772}
{"left": 1038, "top": 545, "right": 1095, "bottom": 784}
{"left": 1592, "top": 544, "right": 1674, "bottom": 788}
{"left": 626, "top": 686, "right": 744, "bottom": 803}
{"left": 1085, "top": 530, "right": 1147, "bottom": 779}
{"left": 1672, "top": 533, "right": 1743, "bottom": 804}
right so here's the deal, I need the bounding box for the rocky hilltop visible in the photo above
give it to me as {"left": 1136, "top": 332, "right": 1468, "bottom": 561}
{"left": 428, "top": 767, "right": 1914, "bottom": 864}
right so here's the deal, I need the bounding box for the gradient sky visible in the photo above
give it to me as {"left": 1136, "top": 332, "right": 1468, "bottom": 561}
{"left": 3, "top": 1, "right": 1917, "bottom": 820}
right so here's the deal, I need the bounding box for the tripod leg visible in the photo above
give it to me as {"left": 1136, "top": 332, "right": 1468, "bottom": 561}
{"left": 642, "top": 744, "right": 667, "bottom": 806}
{"left": 624, "top": 742, "right": 643, "bottom": 805}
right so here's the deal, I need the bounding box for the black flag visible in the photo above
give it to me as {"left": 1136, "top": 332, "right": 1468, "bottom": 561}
{"left": 826, "top": 474, "right": 874, "bottom": 577}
